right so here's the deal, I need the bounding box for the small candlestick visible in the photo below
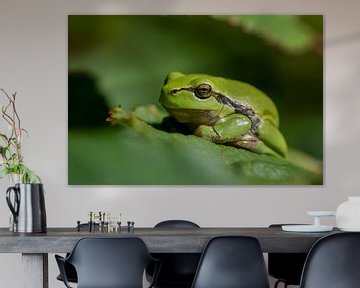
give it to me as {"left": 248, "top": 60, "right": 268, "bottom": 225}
{"left": 127, "top": 221, "right": 135, "bottom": 233}
{"left": 77, "top": 221, "right": 81, "bottom": 232}
{"left": 88, "top": 211, "right": 93, "bottom": 222}
{"left": 88, "top": 211, "right": 93, "bottom": 232}
{"left": 98, "top": 211, "right": 103, "bottom": 231}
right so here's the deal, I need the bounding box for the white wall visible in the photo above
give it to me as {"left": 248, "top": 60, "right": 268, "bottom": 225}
{"left": 1, "top": 0, "right": 360, "bottom": 287}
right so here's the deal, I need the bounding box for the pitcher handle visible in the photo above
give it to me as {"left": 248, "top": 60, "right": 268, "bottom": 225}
{"left": 6, "top": 186, "right": 20, "bottom": 224}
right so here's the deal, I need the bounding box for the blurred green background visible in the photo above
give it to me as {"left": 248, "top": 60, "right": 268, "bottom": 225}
{"left": 68, "top": 15, "right": 323, "bottom": 185}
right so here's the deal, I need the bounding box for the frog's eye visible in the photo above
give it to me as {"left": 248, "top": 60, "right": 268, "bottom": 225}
{"left": 195, "top": 84, "right": 212, "bottom": 99}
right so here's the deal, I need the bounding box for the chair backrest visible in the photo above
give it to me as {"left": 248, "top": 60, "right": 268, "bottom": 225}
{"left": 150, "top": 220, "right": 201, "bottom": 287}
{"left": 191, "top": 236, "right": 270, "bottom": 288}
{"left": 300, "top": 232, "right": 360, "bottom": 288}
{"left": 66, "top": 237, "right": 154, "bottom": 288}
{"left": 268, "top": 224, "right": 308, "bottom": 285}
{"left": 155, "top": 219, "right": 200, "bottom": 228}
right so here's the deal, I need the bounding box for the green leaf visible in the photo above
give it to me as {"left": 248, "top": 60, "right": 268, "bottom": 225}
{"left": 0, "top": 133, "right": 8, "bottom": 141}
{"left": 21, "top": 128, "right": 29, "bottom": 137}
{"left": 15, "top": 164, "right": 42, "bottom": 184}
{"left": 69, "top": 105, "right": 322, "bottom": 185}
{"left": 0, "top": 168, "right": 9, "bottom": 179}
{"left": 0, "top": 146, "right": 8, "bottom": 157}
{"left": 132, "top": 104, "right": 168, "bottom": 124}
{"left": 25, "top": 170, "right": 41, "bottom": 184}
{"left": 213, "top": 15, "right": 319, "bottom": 54}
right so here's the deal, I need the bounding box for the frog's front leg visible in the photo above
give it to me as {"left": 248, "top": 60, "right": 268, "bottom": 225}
{"left": 193, "top": 113, "right": 252, "bottom": 143}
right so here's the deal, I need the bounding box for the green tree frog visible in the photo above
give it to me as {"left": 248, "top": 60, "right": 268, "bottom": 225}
{"left": 160, "top": 72, "right": 288, "bottom": 158}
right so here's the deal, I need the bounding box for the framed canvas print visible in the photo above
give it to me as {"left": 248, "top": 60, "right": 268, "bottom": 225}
{"left": 68, "top": 15, "right": 323, "bottom": 185}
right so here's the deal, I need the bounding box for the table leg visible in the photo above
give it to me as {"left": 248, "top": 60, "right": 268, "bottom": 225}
{"left": 22, "top": 253, "right": 48, "bottom": 288}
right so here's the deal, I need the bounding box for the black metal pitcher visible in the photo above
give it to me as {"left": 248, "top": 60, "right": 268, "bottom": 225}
{"left": 6, "top": 183, "right": 47, "bottom": 233}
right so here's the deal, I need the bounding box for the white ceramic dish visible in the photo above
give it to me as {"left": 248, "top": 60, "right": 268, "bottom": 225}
{"left": 307, "top": 211, "right": 336, "bottom": 217}
{"left": 282, "top": 225, "right": 333, "bottom": 233}
{"left": 282, "top": 210, "right": 335, "bottom": 232}
{"left": 338, "top": 227, "right": 360, "bottom": 232}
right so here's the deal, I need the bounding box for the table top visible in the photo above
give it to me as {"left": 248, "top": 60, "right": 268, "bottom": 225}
{"left": 0, "top": 227, "right": 340, "bottom": 254}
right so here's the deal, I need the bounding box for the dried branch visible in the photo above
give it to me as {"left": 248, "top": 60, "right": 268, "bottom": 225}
{"left": 0, "top": 88, "right": 40, "bottom": 183}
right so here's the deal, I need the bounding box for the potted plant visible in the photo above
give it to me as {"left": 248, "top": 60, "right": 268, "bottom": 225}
{"left": 1, "top": 88, "right": 46, "bottom": 233}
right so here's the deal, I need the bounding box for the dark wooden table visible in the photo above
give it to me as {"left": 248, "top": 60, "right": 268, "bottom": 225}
{"left": 0, "top": 227, "right": 338, "bottom": 288}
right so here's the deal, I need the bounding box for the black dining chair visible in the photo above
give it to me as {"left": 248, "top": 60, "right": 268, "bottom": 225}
{"left": 55, "top": 237, "right": 161, "bottom": 288}
{"left": 191, "top": 236, "right": 270, "bottom": 288}
{"left": 147, "top": 220, "right": 201, "bottom": 288}
{"left": 56, "top": 223, "right": 99, "bottom": 284}
{"left": 300, "top": 232, "right": 360, "bottom": 288}
{"left": 268, "top": 224, "right": 308, "bottom": 288}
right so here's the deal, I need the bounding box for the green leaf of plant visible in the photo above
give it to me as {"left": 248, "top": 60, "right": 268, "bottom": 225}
{"left": 10, "top": 164, "right": 41, "bottom": 184}
{"left": 0, "top": 146, "right": 8, "bottom": 158}
{"left": 0, "top": 133, "right": 9, "bottom": 141}
{"left": 0, "top": 168, "right": 9, "bottom": 179}
{"left": 69, "top": 105, "right": 322, "bottom": 185}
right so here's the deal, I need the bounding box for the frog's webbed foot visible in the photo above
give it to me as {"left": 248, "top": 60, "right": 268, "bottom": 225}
{"left": 231, "top": 135, "right": 284, "bottom": 158}
{"left": 230, "top": 134, "right": 258, "bottom": 150}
